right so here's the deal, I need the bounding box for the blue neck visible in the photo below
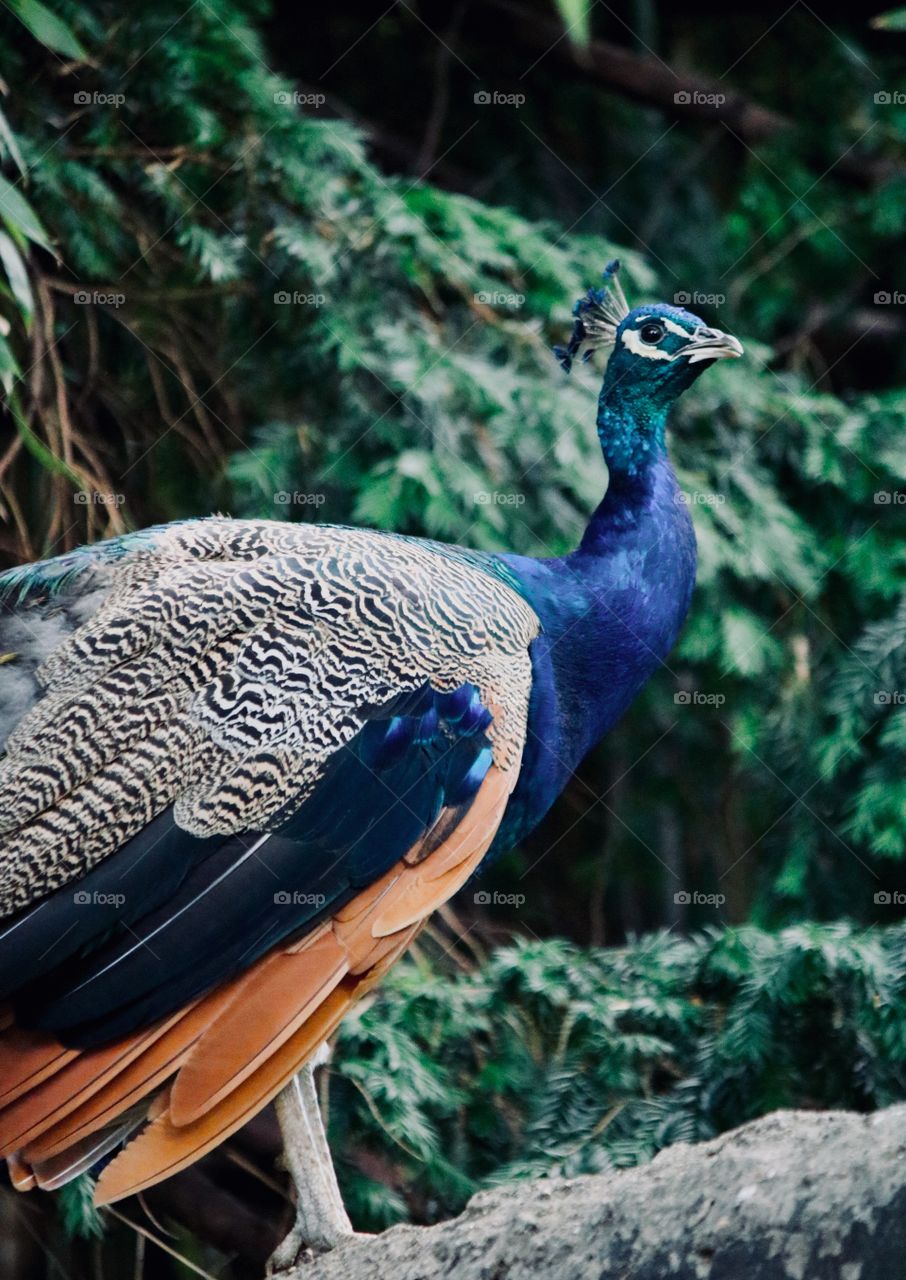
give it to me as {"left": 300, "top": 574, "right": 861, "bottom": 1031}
{"left": 493, "top": 443, "right": 696, "bottom": 852}
{"left": 596, "top": 373, "right": 669, "bottom": 478}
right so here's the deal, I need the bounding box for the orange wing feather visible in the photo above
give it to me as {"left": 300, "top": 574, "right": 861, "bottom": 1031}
{"left": 19, "top": 982, "right": 243, "bottom": 1162}
{"left": 95, "top": 944, "right": 416, "bottom": 1205}
{"left": 1, "top": 763, "right": 516, "bottom": 1203}
{"left": 0, "top": 1014, "right": 185, "bottom": 1155}
{"left": 168, "top": 931, "right": 349, "bottom": 1125}
{"left": 0, "top": 1029, "right": 78, "bottom": 1106}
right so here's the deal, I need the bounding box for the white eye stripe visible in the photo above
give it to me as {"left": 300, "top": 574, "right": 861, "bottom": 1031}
{"left": 661, "top": 317, "right": 693, "bottom": 339}
{"left": 633, "top": 315, "right": 691, "bottom": 340}
{"left": 620, "top": 328, "right": 676, "bottom": 360}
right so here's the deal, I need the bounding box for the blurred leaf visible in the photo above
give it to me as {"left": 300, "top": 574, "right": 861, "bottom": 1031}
{"left": 6, "top": 0, "right": 86, "bottom": 58}
{"left": 872, "top": 7, "right": 906, "bottom": 29}
{"left": 0, "top": 332, "right": 19, "bottom": 392}
{"left": 0, "top": 171, "right": 51, "bottom": 251}
{"left": 56, "top": 1174, "right": 103, "bottom": 1239}
{"left": 0, "top": 229, "right": 32, "bottom": 322}
{"left": 0, "top": 106, "right": 26, "bottom": 176}
{"left": 553, "top": 0, "right": 591, "bottom": 46}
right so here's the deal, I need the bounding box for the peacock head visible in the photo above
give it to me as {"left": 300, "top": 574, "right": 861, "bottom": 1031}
{"left": 554, "top": 261, "right": 743, "bottom": 476}
{"left": 606, "top": 301, "right": 743, "bottom": 391}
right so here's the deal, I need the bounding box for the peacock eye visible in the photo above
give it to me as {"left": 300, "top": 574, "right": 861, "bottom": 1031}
{"left": 639, "top": 321, "right": 665, "bottom": 345}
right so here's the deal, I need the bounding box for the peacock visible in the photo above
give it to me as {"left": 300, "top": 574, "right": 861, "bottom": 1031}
{"left": 0, "top": 262, "right": 742, "bottom": 1264}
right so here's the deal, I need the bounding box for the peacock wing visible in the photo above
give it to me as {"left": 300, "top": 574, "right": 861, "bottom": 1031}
{"left": 0, "top": 516, "right": 538, "bottom": 1199}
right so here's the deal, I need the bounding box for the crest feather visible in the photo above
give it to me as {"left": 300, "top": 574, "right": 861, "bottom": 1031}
{"left": 553, "top": 260, "right": 630, "bottom": 373}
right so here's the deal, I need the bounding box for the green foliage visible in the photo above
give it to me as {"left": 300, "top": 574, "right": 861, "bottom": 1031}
{"left": 331, "top": 923, "right": 906, "bottom": 1228}
{"left": 550, "top": 0, "right": 591, "bottom": 46}
{"left": 56, "top": 1174, "right": 103, "bottom": 1240}
{"left": 0, "top": 0, "right": 902, "bottom": 975}
{"left": 0, "top": 0, "right": 658, "bottom": 558}
{"left": 5, "top": 0, "right": 86, "bottom": 59}
{"left": 872, "top": 8, "right": 906, "bottom": 31}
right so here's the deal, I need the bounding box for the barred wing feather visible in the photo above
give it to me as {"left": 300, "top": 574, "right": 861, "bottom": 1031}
{"left": 0, "top": 517, "right": 538, "bottom": 1201}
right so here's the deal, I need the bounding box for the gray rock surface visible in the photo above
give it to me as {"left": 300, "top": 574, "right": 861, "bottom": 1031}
{"left": 286, "top": 1105, "right": 906, "bottom": 1279}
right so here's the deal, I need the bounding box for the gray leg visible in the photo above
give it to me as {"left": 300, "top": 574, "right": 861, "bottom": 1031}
{"left": 267, "top": 1046, "right": 354, "bottom": 1273}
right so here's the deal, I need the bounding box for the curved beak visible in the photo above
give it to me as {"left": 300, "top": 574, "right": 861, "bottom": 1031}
{"left": 685, "top": 326, "right": 744, "bottom": 365}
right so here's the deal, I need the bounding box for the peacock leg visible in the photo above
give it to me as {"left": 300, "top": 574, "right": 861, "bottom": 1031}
{"left": 267, "top": 1046, "right": 354, "bottom": 1273}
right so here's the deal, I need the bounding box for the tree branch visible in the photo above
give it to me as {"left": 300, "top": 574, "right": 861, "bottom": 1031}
{"left": 285, "top": 1105, "right": 906, "bottom": 1280}
{"left": 488, "top": 0, "right": 893, "bottom": 186}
